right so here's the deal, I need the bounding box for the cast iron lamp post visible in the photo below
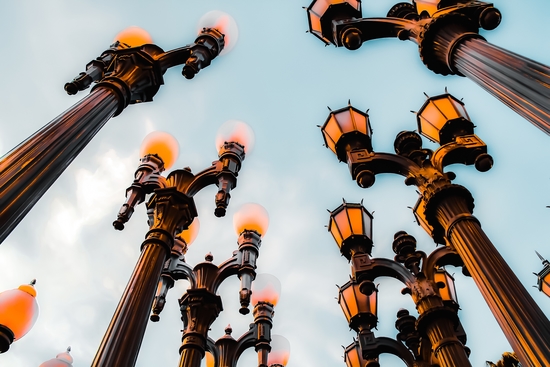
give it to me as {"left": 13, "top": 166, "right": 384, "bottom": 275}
{"left": 0, "top": 280, "right": 39, "bottom": 353}
{"left": 0, "top": 13, "right": 233, "bottom": 244}
{"left": 319, "top": 93, "right": 550, "bottom": 366}
{"left": 329, "top": 202, "right": 469, "bottom": 367}
{"left": 534, "top": 251, "right": 550, "bottom": 297}
{"left": 91, "top": 123, "right": 250, "bottom": 367}
{"left": 146, "top": 202, "right": 283, "bottom": 367}
{"left": 306, "top": 0, "right": 550, "bottom": 135}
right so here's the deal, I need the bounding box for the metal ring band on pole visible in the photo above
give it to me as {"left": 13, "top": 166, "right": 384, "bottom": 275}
{"left": 444, "top": 213, "right": 480, "bottom": 239}
{"left": 431, "top": 336, "right": 464, "bottom": 357}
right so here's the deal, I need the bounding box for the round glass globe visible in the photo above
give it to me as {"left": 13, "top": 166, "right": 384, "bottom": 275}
{"left": 233, "top": 203, "right": 269, "bottom": 237}
{"left": 113, "top": 26, "right": 152, "bottom": 47}
{"left": 251, "top": 273, "right": 281, "bottom": 306}
{"left": 0, "top": 282, "right": 39, "bottom": 340}
{"left": 197, "top": 10, "right": 238, "bottom": 55}
{"left": 215, "top": 120, "right": 255, "bottom": 154}
{"left": 39, "top": 347, "right": 73, "bottom": 367}
{"left": 140, "top": 131, "right": 179, "bottom": 170}
{"left": 267, "top": 335, "right": 291, "bottom": 366}
{"left": 176, "top": 217, "right": 200, "bottom": 247}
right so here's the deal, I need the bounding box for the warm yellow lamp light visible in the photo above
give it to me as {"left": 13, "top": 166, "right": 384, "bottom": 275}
{"left": 251, "top": 274, "right": 281, "bottom": 306}
{"left": 205, "top": 351, "right": 215, "bottom": 367}
{"left": 0, "top": 280, "right": 39, "bottom": 352}
{"left": 414, "top": 0, "right": 440, "bottom": 16}
{"left": 39, "top": 346, "right": 73, "bottom": 367}
{"left": 113, "top": 26, "right": 153, "bottom": 48}
{"left": 267, "top": 335, "right": 291, "bottom": 366}
{"left": 233, "top": 203, "right": 269, "bottom": 237}
{"left": 140, "top": 131, "right": 180, "bottom": 170}
{"left": 198, "top": 11, "right": 238, "bottom": 55}
{"left": 176, "top": 217, "right": 200, "bottom": 247}
{"left": 215, "top": 120, "right": 255, "bottom": 154}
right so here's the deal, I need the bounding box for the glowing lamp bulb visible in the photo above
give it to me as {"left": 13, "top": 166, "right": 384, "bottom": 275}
{"left": 39, "top": 347, "right": 73, "bottom": 367}
{"left": 251, "top": 273, "right": 281, "bottom": 306}
{"left": 140, "top": 131, "right": 179, "bottom": 170}
{"left": 233, "top": 203, "right": 269, "bottom": 237}
{"left": 176, "top": 217, "right": 200, "bottom": 247}
{"left": 205, "top": 351, "right": 215, "bottom": 367}
{"left": 215, "top": 120, "right": 255, "bottom": 154}
{"left": 267, "top": 335, "right": 291, "bottom": 366}
{"left": 0, "top": 281, "right": 39, "bottom": 341}
{"left": 197, "top": 10, "right": 238, "bottom": 55}
{"left": 113, "top": 26, "right": 153, "bottom": 47}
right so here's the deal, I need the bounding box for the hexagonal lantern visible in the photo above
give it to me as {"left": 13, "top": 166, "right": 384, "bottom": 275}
{"left": 535, "top": 251, "right": 550, "bottom": 297}
{"left": 416, "top": 93, "right": 474, "bottom": 145}
{"left": 434, "top": 267, "right": 459, "bottom": 305}
{"left": 307, "top": 0, "right": 362, "bottom": 45}
{"left": 322, "top": 104, "right": 372, "bottom": 163}
{"left": 338, "top": 278, "right": 378, "bottom": 332}
{"left": 344, "top": 340, "right": 379, "bottom": 367}
{"left": 328, "top": 201, "right": 373, "bottom": 260}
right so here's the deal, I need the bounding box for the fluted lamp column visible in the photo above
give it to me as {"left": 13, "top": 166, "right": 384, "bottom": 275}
{"left": 0, "top": 280, "right": 39, "bottom": 353}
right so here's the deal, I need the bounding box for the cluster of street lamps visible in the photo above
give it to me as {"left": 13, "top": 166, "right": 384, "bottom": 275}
{"left": 306, "top": 0, "right": 550, "bottom": 135}
{"left": 319, "top": 92, "right": 550, "bottom": 366}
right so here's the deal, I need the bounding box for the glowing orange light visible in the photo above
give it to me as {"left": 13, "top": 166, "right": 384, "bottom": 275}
{"left": 215, "top": 120, "right": 255, "bottom": 154}
{"left": 267, "top": 335, "right": 290, "bottom": 366}
{"left": 0, "top": 281, "right": 39, "bottom": 340}
{"left": 140, "top": 131, "right": 179, "bottom": 170}
{"left": 252, "top": 274, "right": 281, "bottom": 306}
{"left": 198, "top": 11, "right": 238, "bottom": 55}
{"left": 113, "top": 26, "right": 153, "bottom": 47}
{"left": 176, "top": 217, "right": 200, "bottom": 247}
{"left": 233, "top": 203, "right": 269, "bottom": 237}
{"left": 205, "top": 351, "right": 215, "bottom": 367}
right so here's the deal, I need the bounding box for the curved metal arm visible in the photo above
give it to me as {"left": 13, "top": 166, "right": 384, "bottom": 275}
{"left": 358, "top": 330, "right": 415, "bottom": 367}
{"left": 423, "top": 246, "right": 463, "bottom": 280}
{"left": 357, "top": 257, "right": 416, "bottom": 287}
{"left": 431, "top": 134, "right": 493, "bottom": 173}
{"left": 333, "top": 17, "right": 418, "bottom": 46}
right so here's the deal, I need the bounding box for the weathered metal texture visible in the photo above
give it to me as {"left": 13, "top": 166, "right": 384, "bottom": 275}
{"left": 433, "top": 195, "right": 550, "bottom": 367}
{"left": 0, "top": 87, "right": 119, "bottom": 244}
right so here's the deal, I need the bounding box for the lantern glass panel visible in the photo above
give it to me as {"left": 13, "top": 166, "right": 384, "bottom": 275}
{"left": 542, "top": 273, "right": 550, "bottom": 297}
{"left": 340, "top": 283, "right": 358, "bottom": 321}
{"left": 348, "top": 206, "right": 364, "bottom": 237}
{"left": 334, "top": 209, "right": 352, "bottom": 241}
{"left": 335, "top": 109, "right": 354, "bottom": 133}
{"left": 418, "top": 106, "right": 443, "bottom": 142}
{"left": 323, "top": 116, "right": 342, "bottom": 146}
{"left": 329, "top": 218, "right": 344, "bottom": 247}
{"left": 344, "top": 342, "right": 362, "bottom": 367}
{"left": 309, "top": 11, "right": 322, "bottom": 35}
{"left": 433, "top": 97, "right": 461, "bottom": 121}
{"left": 449, "top": 97, "right": 470, "bottom": 120}
{"left": 352, "top": 110, "right": 368, "bottom": 135}
{"left": 434, "top": 269, "right": 458, "bottom": 303}
{"left": 362, "top": 209, "right": 373, "bottom": 240}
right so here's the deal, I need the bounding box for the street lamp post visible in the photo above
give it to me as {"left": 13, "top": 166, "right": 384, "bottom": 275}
{"left": 91, "top": 127, "right": 248, "bottom": 367}
{"left": 306, "top": 0, "right": 550, "bottom": 135}
{"left": 147, "top": 203, "right": 286, "bottom": 367}
{"left": 319, "top": 93, "right": 550, "bottom": 366}
{"left": 328, "top": 202, "right": 470, "bottom": 366}
{"left": 0, "top": 18, "right": 229, "bottom": 244}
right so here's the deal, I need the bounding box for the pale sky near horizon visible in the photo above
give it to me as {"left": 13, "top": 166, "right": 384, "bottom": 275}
{"left": 1, "top": 1, "right": 550, "bottom": 366}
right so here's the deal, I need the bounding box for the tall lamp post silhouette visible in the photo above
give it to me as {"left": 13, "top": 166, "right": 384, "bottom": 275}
{"left": 0, "top": 11, "right": 237, "bottom": 244}
{"left": 0, "top": 280, "right": 39, "bottom": 353}
{"left": 319, "top": 93, "right": 550, "bottom": 366}
{"left": 92, "top": 120, "right": 252, "bottom": 367}
{"left": 328, "top": 202, "right": 469, "bottom": 367}
{"left": 306, "top": 0, "right": 550, "bottom": 135}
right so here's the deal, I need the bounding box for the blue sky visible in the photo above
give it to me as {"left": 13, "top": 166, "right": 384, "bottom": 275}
{"left": 1, "top": 1, "right": 550, "bottom": 366}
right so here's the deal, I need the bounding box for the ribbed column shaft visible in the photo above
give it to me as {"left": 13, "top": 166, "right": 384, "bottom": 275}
{"left": 424, "top": 316, "right": 471, "bottom": 367}
{"left": 0, "top": 87, "right": 120, "bottom": 243}
{"left": 434, "top": 196, "right": 550, "bottom": 367}
{"left": 453, "top": 38, "right": 550, "bottom": 135}
{"left": 92, "top": 241, "right": 168, "bottom": 367}
{"left": 178, "top": 348, "right": 204, "bottom": 367}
